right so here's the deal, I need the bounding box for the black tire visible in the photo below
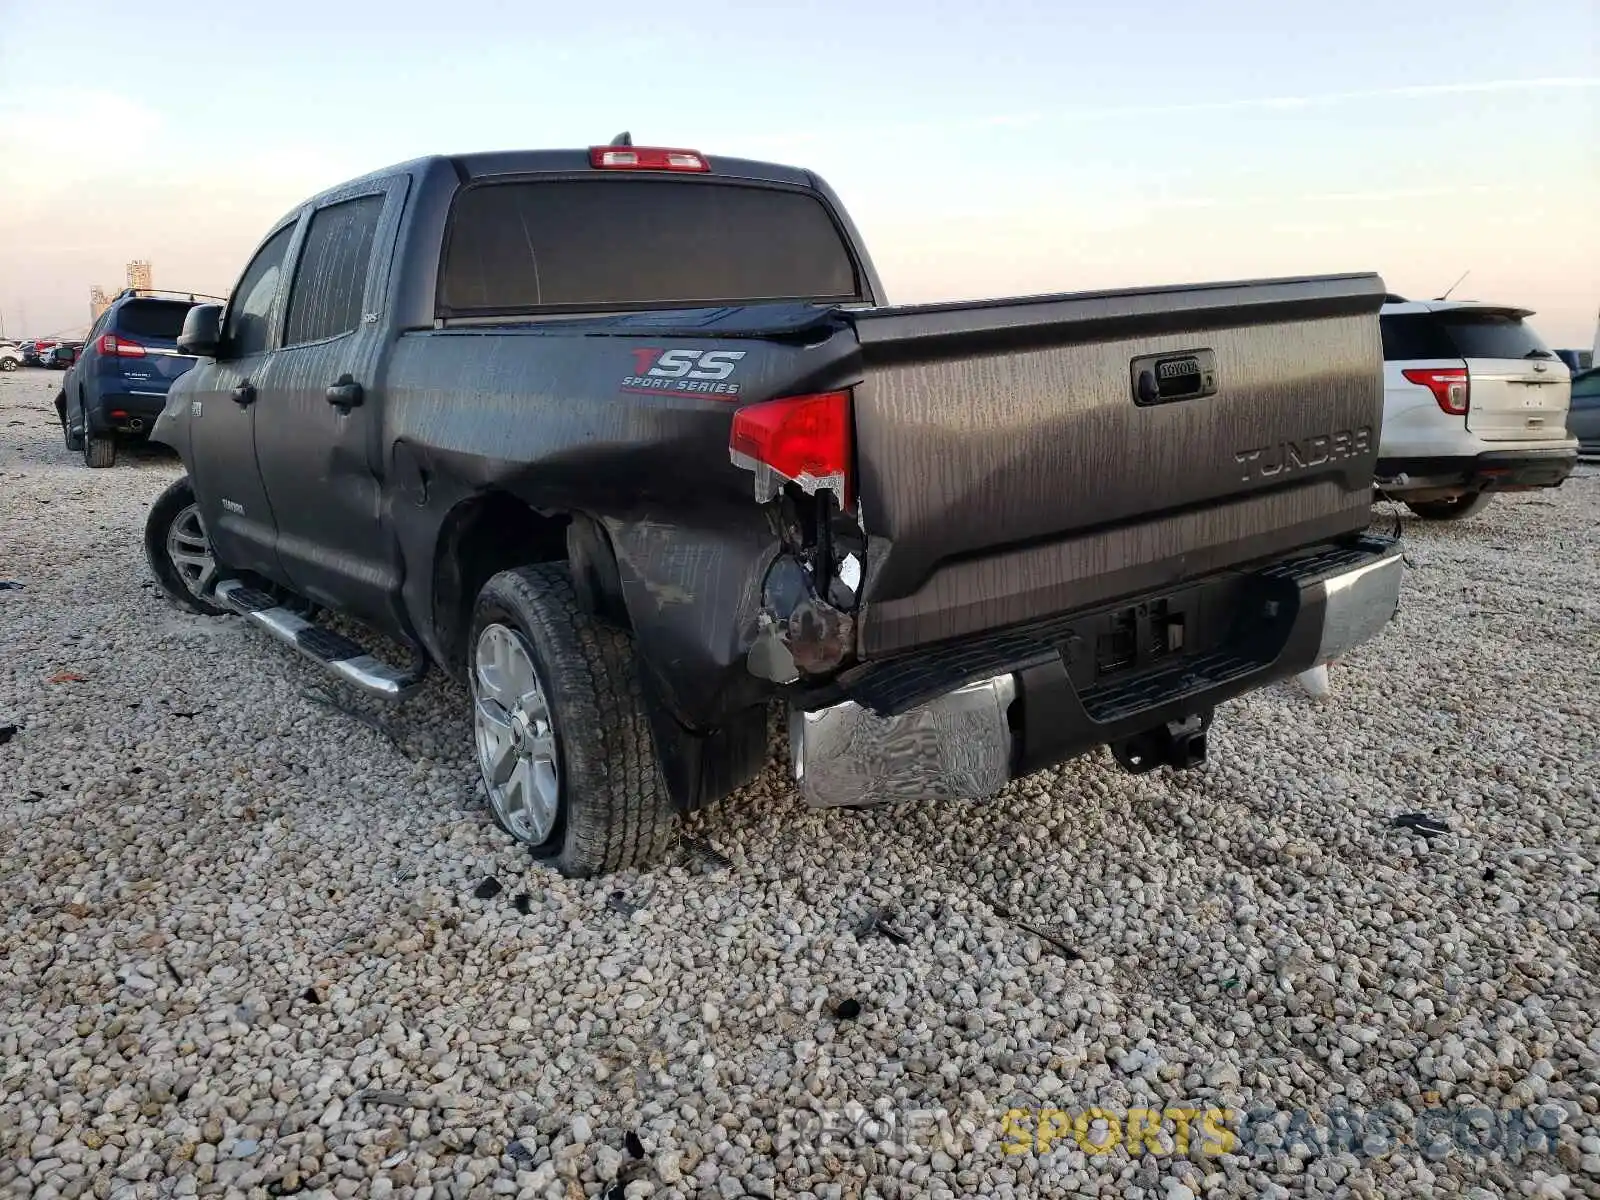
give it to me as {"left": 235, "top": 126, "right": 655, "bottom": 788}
{"left": 80, "top": 394, "right": 114, "bottom": 467}
{"left": 83, "top": 432, "right": 116, "bottom": 468}
{"left": 144, "top": 477, "right": 230, "bottom": 616}
{"left": 0, "top": 356, "right": 18, "bottom": 372}
{"left": 57, "top": 393, "right": 82, "bottom": 451}
{"left": 469, "top": 563, "right": 675, "bottom": 877}
{"left": 1405, "top": 493, "right": 1494, "bottom": 522}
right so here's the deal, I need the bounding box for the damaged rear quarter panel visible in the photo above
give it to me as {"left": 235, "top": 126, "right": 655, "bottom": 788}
{"left": 601, "top": 517, "right": 779, "bottom": 721}
{"left": 381, "top": 324, "right": 854, "bottom": 727}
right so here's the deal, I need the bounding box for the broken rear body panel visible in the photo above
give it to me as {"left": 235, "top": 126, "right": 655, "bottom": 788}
{"left": 378, "top": 307, "right": 868, "bottom": 729}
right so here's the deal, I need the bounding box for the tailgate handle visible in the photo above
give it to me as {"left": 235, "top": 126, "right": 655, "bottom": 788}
{"left": 1132, "top": 349, "right": 1218, "bottom": 407}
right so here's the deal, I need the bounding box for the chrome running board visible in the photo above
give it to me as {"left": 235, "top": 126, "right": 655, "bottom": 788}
{"left": 214, "top": 578, "right": 426, "bottom": 701}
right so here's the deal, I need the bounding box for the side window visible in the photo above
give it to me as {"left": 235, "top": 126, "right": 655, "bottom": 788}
{"left": 225, "top": 223, "right": 297, "bottom": 358}
{"left": 284, "top": 195, "right": 384, "bottom": 347}
{"left": 1380, "top": 314, "right": 1454, "bottom": 361}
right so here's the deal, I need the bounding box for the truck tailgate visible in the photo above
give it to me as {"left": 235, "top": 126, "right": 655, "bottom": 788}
{"left": 846, "top": 273, "right": 1387, "bottom": 659}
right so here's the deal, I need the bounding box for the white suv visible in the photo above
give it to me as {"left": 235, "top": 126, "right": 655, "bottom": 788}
{"left": 1377, "top": 298, "right": 1578, "bottom": 520}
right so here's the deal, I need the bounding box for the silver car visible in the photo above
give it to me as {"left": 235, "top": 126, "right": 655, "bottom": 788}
{"left": 1569, "top": 368, "right": 1600, "bottom": 456}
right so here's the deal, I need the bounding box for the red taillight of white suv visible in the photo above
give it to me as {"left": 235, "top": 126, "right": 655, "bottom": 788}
{"left": 1402, "top": 367, "right": 1469, "bottom": 416}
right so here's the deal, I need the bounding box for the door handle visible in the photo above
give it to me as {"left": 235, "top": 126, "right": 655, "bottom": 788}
{"left": 326, "top": 375, "right": 364, "bottom": 410}
{"left": 231, "top": 381, "right": 256, "bottom": 406}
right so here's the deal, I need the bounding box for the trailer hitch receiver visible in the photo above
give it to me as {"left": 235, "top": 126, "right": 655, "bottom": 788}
{"left": 1110, "top": 712, "right": 1212, "bottom": 774}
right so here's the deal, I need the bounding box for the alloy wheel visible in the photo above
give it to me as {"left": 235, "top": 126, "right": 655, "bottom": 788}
{"left": 165, "top": 504, "right": 218, "bottom": 599}
{"left": 472, "top": 622, "right": 562, "bottom": 844}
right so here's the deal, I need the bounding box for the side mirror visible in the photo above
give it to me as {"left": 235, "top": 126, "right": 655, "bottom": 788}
{"left": 177, "top": 303, "right": 225, "bottom": 358}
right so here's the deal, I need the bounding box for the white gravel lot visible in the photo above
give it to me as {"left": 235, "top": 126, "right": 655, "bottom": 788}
{"left": 2, "top": 365, "right": 1598, "bottom": 1200}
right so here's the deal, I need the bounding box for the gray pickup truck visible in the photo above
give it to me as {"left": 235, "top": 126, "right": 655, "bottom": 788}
{"left": 143, "top": 138, "right": 1404, "bottom": 877}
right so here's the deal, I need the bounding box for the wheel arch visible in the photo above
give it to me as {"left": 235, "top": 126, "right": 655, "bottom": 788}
{"left": 436, "top": 495, "right": 768, "bottom": 822}
{"left": 431, "top": 492, "right": 632, "bottom": 678}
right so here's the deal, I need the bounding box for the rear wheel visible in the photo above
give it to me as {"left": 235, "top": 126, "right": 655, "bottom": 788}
{"left": 145, "top": 477, "right": 229, "bottom": 616}
{"left": 83, "top": 434, "right": 116, "bottom": 468}
{"left": 1405, "top": 493, "right": 1494, "bottom": 522}
{"left": 0, "top": 356, "right": 18, "bottom": 372}
{"left": 79, "top": 393, "right": 115, "bottom": 467}
{"left": 57, "top": 393, "right": 82, "bottom": 451}
{"left": 468, "top": 563, "right": 676, "bottom": 878}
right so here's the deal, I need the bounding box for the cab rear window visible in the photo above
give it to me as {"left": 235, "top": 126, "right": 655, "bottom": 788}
{"left": 116, "top": 300, "right": 195, "bottom": 341}
{"left": 438, "top": 178, "right": 862, "bottom": 315}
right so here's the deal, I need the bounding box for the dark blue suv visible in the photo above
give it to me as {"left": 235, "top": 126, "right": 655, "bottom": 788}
{"left": 56, "top": 289, "right": 224, "bottom": 467}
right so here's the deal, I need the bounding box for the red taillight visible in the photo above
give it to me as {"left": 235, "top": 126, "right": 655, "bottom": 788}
{"left": 729, "top": 391, "right": 852, "bottom": 505}
{"left": 98, "top": 333, "right": 146, "bottom": 358}
{"left": 1402, "top": 367, "right": 1468, "bottom": 415}
{"left": 588, "top": 146, "right": 709, "bottom": 172}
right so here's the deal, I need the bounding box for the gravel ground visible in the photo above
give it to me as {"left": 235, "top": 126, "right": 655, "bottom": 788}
{"left": 2, "top": 365, "right": 1597, "bottom": 1200}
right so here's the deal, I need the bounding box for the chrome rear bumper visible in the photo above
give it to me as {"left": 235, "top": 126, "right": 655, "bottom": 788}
{"left": 790, "top": 541, "right": 1403, "bottom": 809}
{"left": 1314, "top": 545, "right": 1404, "bottom": 664}
{"left": 790, "top": 676, "right": 1016, "bottom": 809}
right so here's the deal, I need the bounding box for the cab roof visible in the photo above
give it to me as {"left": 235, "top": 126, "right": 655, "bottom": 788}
{"left": 300, "top": 147, "right": 822, "bottom": 215}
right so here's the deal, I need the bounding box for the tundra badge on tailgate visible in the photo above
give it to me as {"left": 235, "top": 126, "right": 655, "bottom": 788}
{"left": 1234, "top": 426, "right": 1373, "bottom": 482}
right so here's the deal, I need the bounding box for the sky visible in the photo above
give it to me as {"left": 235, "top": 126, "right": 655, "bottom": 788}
{"left": 1, "top": 0, "right": 1596, "bottom": 346}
